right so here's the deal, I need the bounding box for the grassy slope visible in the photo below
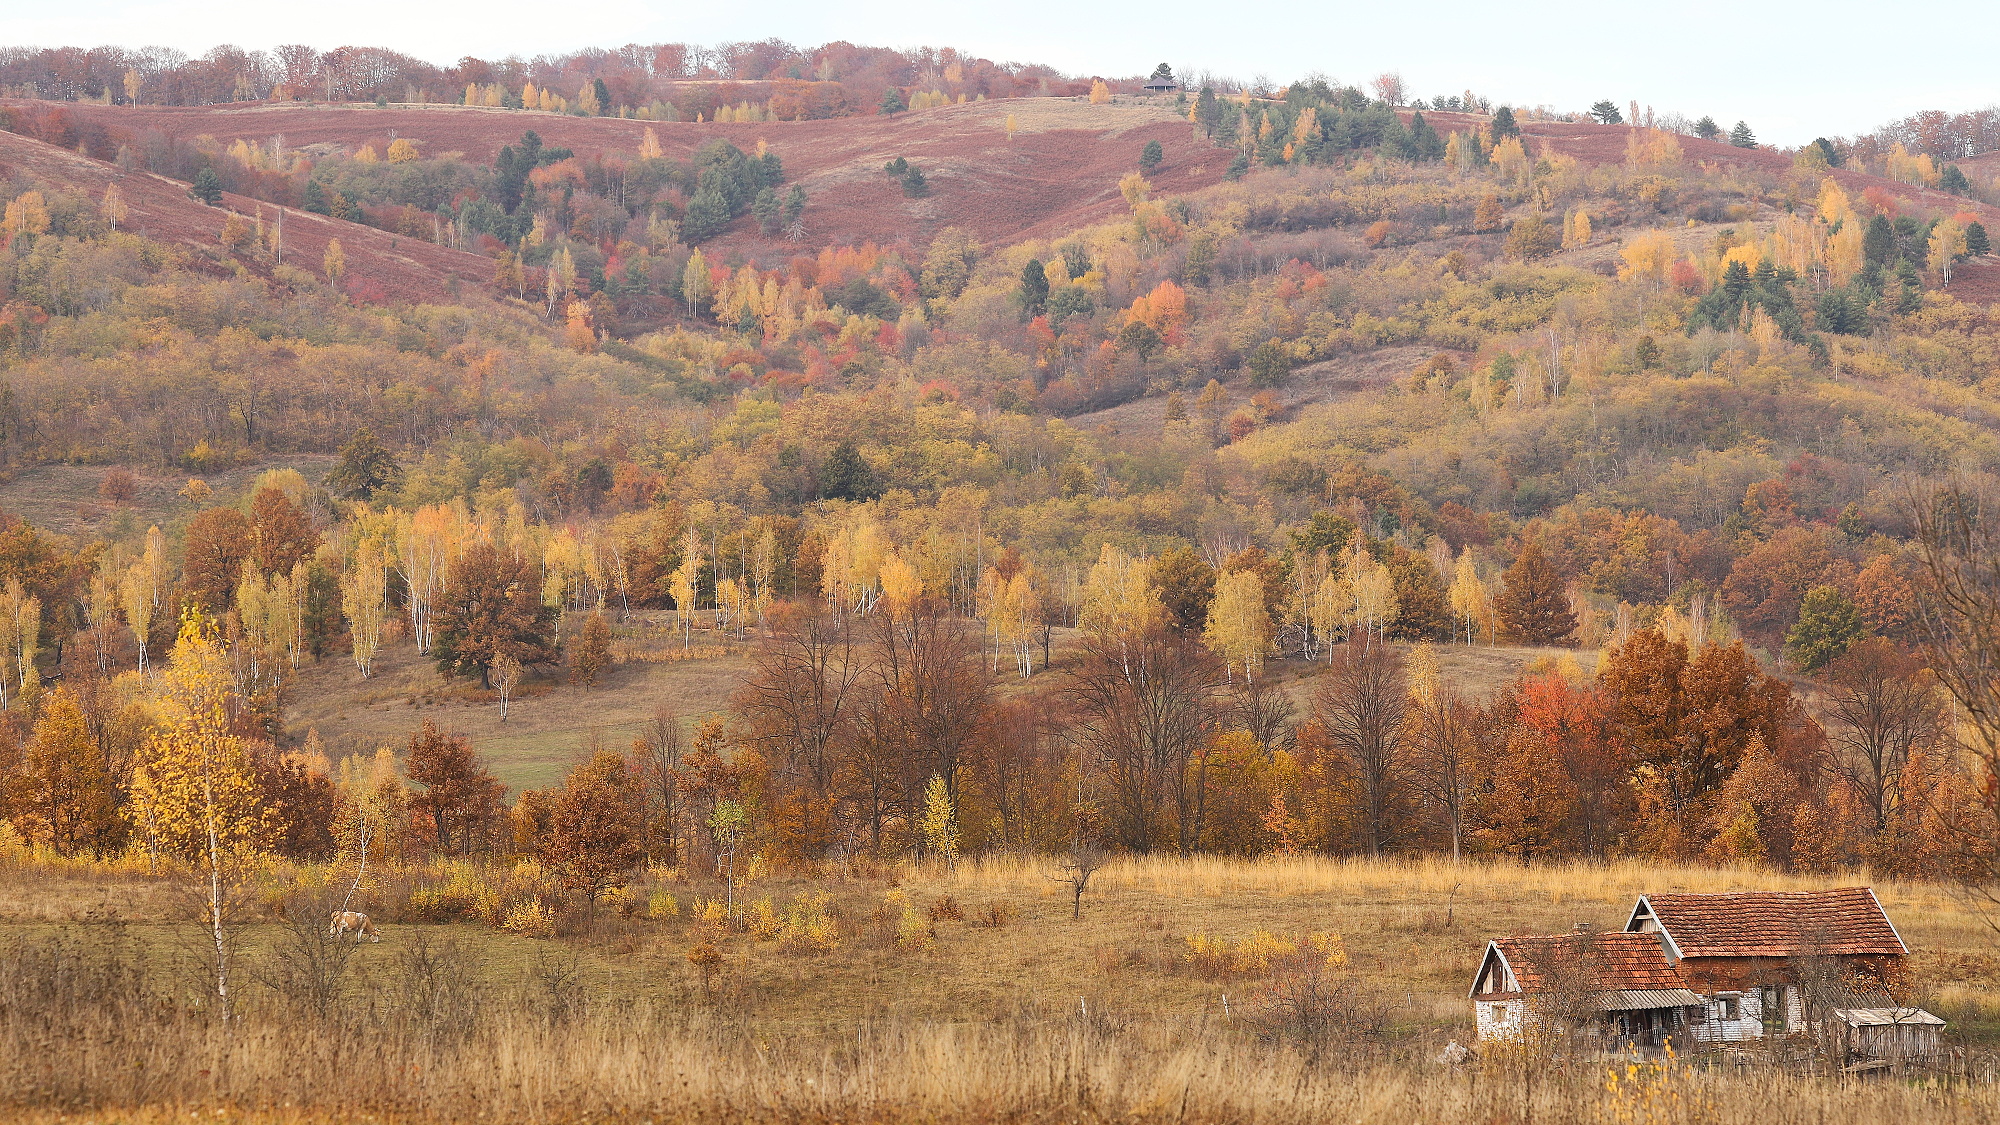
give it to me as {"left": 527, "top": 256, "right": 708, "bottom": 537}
{"left": 284, "top": 614, "right": 750, "bottom": 792}
{"left": 280, "top": 629, "right": 1569, "bottom": 794}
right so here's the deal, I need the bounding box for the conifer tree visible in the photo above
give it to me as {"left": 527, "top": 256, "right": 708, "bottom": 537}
{"left": 1785, "top": 586, "right": 1865, "bottom": 672}
{"left": 879, "top": 88, "right": 906, "bottom": 115}
{"left": 1693, "top": 116, "right": 1721, "bottom": 141}
{"left": 1729, "top": 121, "right": 1757, "bottom": 148}
{"left": 190, "top": 167, "right": 223, "bottom": 205}
{"left": 1496, "top": 542, "right": 1576, "bottom": 645}
{"left": 1018, "top": 258, "right": 1050, "bottom": 317}
{"left": 1488, "top": 105, "right": 1518, "bottom": 144}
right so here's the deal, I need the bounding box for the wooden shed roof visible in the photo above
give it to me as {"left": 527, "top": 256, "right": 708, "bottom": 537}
{"left": 1626, "top": 889, "right": 1907, "bottom": 959}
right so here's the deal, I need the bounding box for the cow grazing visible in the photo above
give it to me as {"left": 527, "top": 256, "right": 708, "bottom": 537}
{"left": 328, "top": 910, "right": 382, "bottom": 942}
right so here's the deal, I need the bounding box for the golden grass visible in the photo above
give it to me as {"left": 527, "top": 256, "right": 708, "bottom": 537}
{"left": 4, "top": 853, "right": 2000, "bottom": 1122}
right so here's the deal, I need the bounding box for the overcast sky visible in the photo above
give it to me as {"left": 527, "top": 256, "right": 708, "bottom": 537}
{"left": 7, "top": 0, "right": 1996, "bottom": 146}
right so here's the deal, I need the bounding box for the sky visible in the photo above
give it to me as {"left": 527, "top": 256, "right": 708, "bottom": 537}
{"left": 5, "top": 0, "right": 1998, "bottom": 146}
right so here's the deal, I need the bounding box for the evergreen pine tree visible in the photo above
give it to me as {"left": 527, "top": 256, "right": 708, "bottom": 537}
{"left": 1018, "top": 258, "right": 1050, "bottom": 317}
{"left": 1728, "top": 121, "right": 1757, "bottom": 148}
{"left": 1495, "top": 542, "right": 1576, "bottom": 645}
{"left": 818, "top": 441, "right": 878, "bottom": 501}
{"left": 1589, "top": 100, "right": 1623, "bottom": 125}
{"left": 1784, "top": 585, "right": 1865, "bottom": 672}
{"left": 1140, "top": 140, "right": 1164, "bottom": 173}
{"left": 189, "top": 167, "right": 223, "bottom": 205}
{"left": 1407, "top": 111, "right": 1444, "bottom": 160}
{"left": 302, "top": 179, "right": 330, "bottom": 215}
{"left": 1968, "top": 221, "right": 1990, "bottom": 257}
{"left": 1863, "top": 215, "right": 1898, "bottom": 272}
{"left": 1489, "top": 105, "right": 1519, "bottom": 143}
{"left": 593, "top": 77, "right": 613, "bottom": 116}
{"left": 1693, "top": 116, "right": 1721, "bottom": 141}
{"left": 680, "top": 182, "right": 732, "bottom": 243}
{"left": 1940, "top": 164, "right": 1972, "bottom": 195}
{"left": 1196, "top": 87, "right": 1223, "bottom": 137}
{"left": 879, "top": 88, "right": 907, "bottom": 115}
{"left": 752, "top": 187, "right": 780, "bottom": 236}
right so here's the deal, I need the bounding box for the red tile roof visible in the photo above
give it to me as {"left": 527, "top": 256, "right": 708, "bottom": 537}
{"left": 1490, "top": 932, "right": 1688, "bottom": 994}
{"left": 1632, "top": 889, "right": 1906, "bottom": 958}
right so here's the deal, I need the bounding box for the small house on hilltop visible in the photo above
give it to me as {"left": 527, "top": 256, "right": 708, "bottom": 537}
{"left": 1472, "top": 889, "right": 1943, "bottom": 1062}
{"left": 1142, "top": 64, "right": 1179, "bottom": 96}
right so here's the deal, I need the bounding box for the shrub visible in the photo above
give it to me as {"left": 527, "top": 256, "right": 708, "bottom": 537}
{"left": 502, "top": 898, "right": 558, "bottom": 938}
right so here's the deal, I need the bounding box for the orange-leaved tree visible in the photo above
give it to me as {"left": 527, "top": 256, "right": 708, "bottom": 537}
{"left": 10, "top": 686, "right": 122, "bottom": 856}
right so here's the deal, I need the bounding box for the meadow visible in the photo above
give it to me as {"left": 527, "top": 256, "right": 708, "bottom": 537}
{"left": 6, "top": 848, "right": 2000, "bottom": 1124}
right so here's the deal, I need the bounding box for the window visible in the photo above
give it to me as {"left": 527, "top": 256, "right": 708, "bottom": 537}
{"left": 1717, "top": 995, "right": 1740, "bottom": 1021}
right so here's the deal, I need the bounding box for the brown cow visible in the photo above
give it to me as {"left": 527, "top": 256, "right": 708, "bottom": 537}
{"left": 327, "top": 910, "right": 382, "bottom": 942}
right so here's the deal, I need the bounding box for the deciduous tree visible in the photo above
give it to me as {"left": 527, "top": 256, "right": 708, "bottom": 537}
{"left": 431, "top": 541, "right": 556, "bottom": 688}
{"left": 405, "top": 720, "right": 505, "bottom": 855}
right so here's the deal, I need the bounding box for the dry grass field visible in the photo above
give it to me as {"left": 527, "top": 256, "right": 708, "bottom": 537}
{"left": 3, "top": 850, "right": 2000, "bottom": 1123}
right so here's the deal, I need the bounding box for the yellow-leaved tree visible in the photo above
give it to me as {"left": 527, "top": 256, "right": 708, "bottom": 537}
{"left": 128, "top": 616, "right": 266, "bottom": 1019}
{"left": 323, "top": 238, "right": 345, "bottom": 287}
{"left": 1204, "top": 568, "right": 1272, "bottom": 681}
{"left": 670, "top": 527, "right": 704, "bottom": 649}
{"left": 1448, "top": 550, "right": 1494, "bottom": 645}
{"left": 1930, "top": 217, "right": 1968, "bottom": 285}
{"left": 1089, "top": 80, "right": 1111, "bottom": 105}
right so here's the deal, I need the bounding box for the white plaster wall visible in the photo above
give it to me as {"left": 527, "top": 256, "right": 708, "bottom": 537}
{"left": 1475, "top": 999, "right": 1523, "bottom": 1041}
{"left": 1692, "top": 991, "right": 1777, "bottom": 1043}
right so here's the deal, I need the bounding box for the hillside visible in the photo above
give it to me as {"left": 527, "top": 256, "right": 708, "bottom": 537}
{"left": 0, "top": 126, "right": 495, "bottom": 302}
{"left": 7, "top": 97, "right": 1228, "bottom": 259}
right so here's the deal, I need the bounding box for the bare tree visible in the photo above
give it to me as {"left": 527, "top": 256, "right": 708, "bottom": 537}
{"left": 1060, "top": 626, "right": 1223, "bottom": 853}
{"left": 853, "top": 597, "right": 991, "bottom": 849}
{"left": 1909, "top": 479, "right": 2000, "bottom": 915}
{"left": 1407, "top": 684, "right": 1478, "bottom": 863}
{"left": 1525, "top": 930, "right": 1604, "bottom": 1053}
{"left": 627, "top": 704, "right": 685, "bottom": 866}
{"left": 735, "top": 601, "right": 865, "bottom": 856}
{"left": 1051, "top": 844, "right": 1109, "bottom": 920}
{"left": 256, "top": 889, "right": 361, "bottom": 1023}
{"left": 1821, "top": 638, "right": 1948, "bottom": 837}
{"left": 1311, "top": 644, "right": 1410, "bottom": 857}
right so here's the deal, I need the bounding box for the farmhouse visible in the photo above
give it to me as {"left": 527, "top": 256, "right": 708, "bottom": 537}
{"left": 1471, "top": 889, "right": 1943, "bottom": 1059}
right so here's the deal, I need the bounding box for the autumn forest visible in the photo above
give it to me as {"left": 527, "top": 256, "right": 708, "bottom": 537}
{"left": 3, "top": 34, "right": 2000, "bottom": 1124}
